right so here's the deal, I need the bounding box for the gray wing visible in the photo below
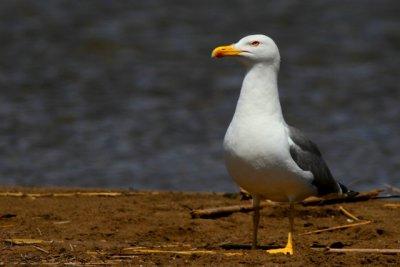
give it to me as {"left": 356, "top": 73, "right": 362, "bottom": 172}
{"left": 287, "top": 126, "right": 341, "bottom": 196}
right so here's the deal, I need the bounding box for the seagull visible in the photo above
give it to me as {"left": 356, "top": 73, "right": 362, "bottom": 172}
{"left": 211, "top": 34, "right": 353, "bottom": 255}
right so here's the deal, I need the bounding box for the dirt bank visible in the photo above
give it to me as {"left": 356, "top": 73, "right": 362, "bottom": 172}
{"left": 0, "top": 187, "right": 399, "bottom": 265}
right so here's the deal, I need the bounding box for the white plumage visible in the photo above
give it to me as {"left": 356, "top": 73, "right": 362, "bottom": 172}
{"left": 212, "top": 34, "right": 347, "bottom": 254}
{"left": 223, "top": 54, "right": 316, "bottom": 202}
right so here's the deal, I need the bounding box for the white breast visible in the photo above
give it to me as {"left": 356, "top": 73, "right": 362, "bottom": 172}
{"left": 224, "top": 116, "right": 289, "bottom": 169}
{"left": 223, "top": 104, "right": 318, "bottom": 202}
{"left": 224, "top": 116, "right": 315, "bottom": 202}
{"left": 222, "top": 62, "right": 317, "bottom": 202}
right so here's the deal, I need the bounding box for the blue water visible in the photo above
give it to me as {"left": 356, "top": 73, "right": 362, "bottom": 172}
{"left": 0, "top": 1, "right": 399, "bottom": 192}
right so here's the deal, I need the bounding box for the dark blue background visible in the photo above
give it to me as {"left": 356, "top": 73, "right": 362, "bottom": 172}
{"left": 0, "top": 1, "right": 399, "bottom": 191}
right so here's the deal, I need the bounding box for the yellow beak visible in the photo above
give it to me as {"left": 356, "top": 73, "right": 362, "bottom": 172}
{"left": 211, "top": 44, "right": 241, "bottom": 58}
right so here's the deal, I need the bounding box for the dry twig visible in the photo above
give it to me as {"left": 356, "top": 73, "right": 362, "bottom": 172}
{"left": 0, "top": 192, "right": 124, "bottom": 197}
{"left": 32, "top": 245, "right": 49, "bottom": 254}
{"left": 0, "top": 224, "right": 14, "bottom": 228}
{"left": 4, "top": 239, "right": 47, "bottom": 245}
{"left": 313, "top": 247, "right": 400, "bottom": 254}
{"left": 301, "top": 189, "right": 383, "bottom": 206}
{"left": 190, "top": 202, "right": 274, "bottom": 219}
{"left": 120, "top": 247, "right": 242, "bottom": 256}
{"left": 53, "top": 220, "right": 70, "bottom": 225}
{"left": 299, "top": 220, "right": 371, "bottom": 236}
{"left": 338, "top": 206, "right": 360, "bottom": 221}
{"left": 36, "top": 228, "right": 42, "bottom": 236}
{"left": 191, "top": 190, "right": 382, "bottom": 219}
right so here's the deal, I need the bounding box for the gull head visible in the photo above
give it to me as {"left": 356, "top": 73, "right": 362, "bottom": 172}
{"left": 211, "top": 34, "right": 280, "bottom": 66}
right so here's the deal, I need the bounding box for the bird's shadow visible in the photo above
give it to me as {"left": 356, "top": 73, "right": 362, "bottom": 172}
{"left": 219, "top": 243, "right": 280, "bottom": 250}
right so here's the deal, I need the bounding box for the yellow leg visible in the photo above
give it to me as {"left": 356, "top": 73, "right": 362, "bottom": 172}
{"left": 266, "top": 231, "right": 293, "bottom": 255}
{"left": 266, "top": 202, "right": 294, "bottom": 255}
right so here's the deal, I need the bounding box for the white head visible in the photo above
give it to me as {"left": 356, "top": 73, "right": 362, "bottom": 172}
{"left": 211, "top": 34, "right": 280, "bottom": 68}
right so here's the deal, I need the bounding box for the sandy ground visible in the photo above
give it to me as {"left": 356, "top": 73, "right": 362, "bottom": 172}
{"left": 0, "top": 187, "right": 399, "bottom": 266}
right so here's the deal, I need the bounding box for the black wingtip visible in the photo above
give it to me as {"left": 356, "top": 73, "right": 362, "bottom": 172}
{"left": 339, "top": 182, "right": 359, "bottom": 197}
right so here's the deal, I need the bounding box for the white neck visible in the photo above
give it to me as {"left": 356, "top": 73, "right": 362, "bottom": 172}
{"left": 233, "top": 62, "right": 284, "bottom": 122}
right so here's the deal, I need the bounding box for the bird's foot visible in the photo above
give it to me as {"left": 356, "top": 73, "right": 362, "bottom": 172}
{"left": 266, "top": 245, "right": 293, "bottom": 255}
{"left": 266, "top": 232, "right": 293, "bottom": 255}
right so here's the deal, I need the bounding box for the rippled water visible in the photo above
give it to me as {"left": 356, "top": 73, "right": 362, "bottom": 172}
{"left": 0, "top": 1, "right": 399, "bottom": 192}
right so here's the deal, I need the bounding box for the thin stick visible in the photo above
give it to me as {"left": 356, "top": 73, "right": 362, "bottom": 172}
{"left": 0, "top": 224, "right": 14, "bottom": 228}
{"left": 53, "top": 220, "right": 70, "bottom": 225}
{"left": 190, "top": 190, "right": 383, "bottom": 219}
{"left": 190, "top": 202, "right": 273, "bottom": 219}
{"left": 37, "top": 228, "right": 42, "bottom": 236}
{"left": 301, "top": 189, "right": 383, "bottom": 206}
{"left": 121, "top": 247, "right": 242, "bottom": 256}
{"left": 4, "top": 239, "right": 47, "bottom": 245}
{"left": 0, "top": 192, "right": 124, "bottom": 197}
{"left": 60, "top": 262, "right": 120, "bottom": 266}
{"left": 32, "top": 245, "right": 49, "bottom": 254}
{"left": 0, "top": 191, "right": 160, "bottom": 198}
{"left": 313, "top": 247, "right": 400, "bottom": 254}
{"left": 338, "top": 206, "right": 360, "bottom": 221}
{"left": 299, "top": 220, "right": 371, "bottom": 236}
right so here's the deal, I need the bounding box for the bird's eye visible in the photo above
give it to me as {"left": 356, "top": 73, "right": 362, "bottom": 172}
{"left": 250, "top": 41, "right": 260, "bottom": 47}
